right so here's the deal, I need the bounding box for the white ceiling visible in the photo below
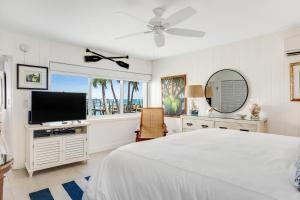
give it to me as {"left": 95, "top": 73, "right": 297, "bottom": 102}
{"left": 0, "top": 0, "right": 300, "bottom": 60}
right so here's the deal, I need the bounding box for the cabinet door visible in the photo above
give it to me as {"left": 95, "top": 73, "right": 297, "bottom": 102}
{"left": 33, "top": 137, "right": 62, "bottom": 170}
{"left": 63, "top": 134, "right": 87, "bottom": 164}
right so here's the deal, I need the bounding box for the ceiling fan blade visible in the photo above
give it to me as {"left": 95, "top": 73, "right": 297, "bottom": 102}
{"left": 154, "top": 31, "right": 165, "bottom": 47}
{"left": 116, "top": 11, "right": 147, "bottom": 24}
{"left": 164, "top": 7, "right": 197, "bottom": 27}
{"left": 115, "top": 31, "right": 152, "bottom": 40}
{"left": 166, "top": 28, "right": 205, "bottom": 37}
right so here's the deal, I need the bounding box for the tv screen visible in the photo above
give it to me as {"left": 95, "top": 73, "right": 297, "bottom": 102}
{"left": 30, "top": 91, "right": 87, "bottom": 124}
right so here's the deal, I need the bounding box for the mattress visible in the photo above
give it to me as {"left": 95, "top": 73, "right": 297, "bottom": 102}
{"left": 84, "top": 128, "right": 300, "bottom": 200}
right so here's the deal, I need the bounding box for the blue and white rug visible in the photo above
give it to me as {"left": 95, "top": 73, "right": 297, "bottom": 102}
{"left": 29, "top": 176, "right": 90, "bottom": 200}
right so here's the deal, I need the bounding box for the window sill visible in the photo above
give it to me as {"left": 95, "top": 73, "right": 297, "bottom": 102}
{"left": 87, "top": 114, "right": 140, "bottom": 123}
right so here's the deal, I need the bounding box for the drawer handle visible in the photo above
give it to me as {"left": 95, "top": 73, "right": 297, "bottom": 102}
{"left": 219, "top": 127, "right": 228, "bottom": 129}
{"left": 186, "top": 123, "right": 193, "bottom": 126}
{"left": 201, "top": 125, "right": 209, "bottom": 128}
{"left": 240, "top": 129, "right": 249, "bottom": 132}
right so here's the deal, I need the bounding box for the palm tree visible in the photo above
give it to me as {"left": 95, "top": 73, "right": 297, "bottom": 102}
{"left": 92, "top": 79, "right": 108, "bottom": 114}
{"left": 130, "top": 82, "right": 139, "bottom": 112}
{"left": 130, "top": 82, "right": 139, "bottom": 104}
{"left": 109, "top": 80, "right": 120, "bottom": 112}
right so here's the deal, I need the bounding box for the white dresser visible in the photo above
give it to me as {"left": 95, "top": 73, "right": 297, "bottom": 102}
{"left": 181, "top": 115, "right": 267, "bottom": 133}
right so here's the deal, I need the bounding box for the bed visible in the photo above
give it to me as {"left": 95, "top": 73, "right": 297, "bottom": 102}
{"left": 84, "top": 128, "right": 300, "bottom": 200}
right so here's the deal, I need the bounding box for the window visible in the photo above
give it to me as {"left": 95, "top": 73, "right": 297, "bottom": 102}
{"left": 123, "top": 81, "right": 143, "bottom": 113}
{"left": 51, "top": 72, "right": 148, "bottom": 118}
{"left": 91, "top": 78, "right": 120, "bottom": 116}
{"left": 51, "top": 74, "right": 89, "bottom": 93}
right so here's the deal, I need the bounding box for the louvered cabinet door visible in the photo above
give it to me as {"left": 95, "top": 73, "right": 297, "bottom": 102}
{"left": 33, "top": 137, "right": 62, "bottom": 170}
{"left": 63, "top": 134, "right": 87, "bottom": 164}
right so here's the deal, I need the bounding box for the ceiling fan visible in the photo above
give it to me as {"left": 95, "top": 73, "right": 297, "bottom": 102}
{"left": 116, "top": 6, "right": 205, "bottom": 47}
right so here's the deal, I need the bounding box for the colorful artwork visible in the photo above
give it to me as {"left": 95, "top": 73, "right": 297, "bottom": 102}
{"left": 161, "top": 75, "right": 186, "bottom": 117}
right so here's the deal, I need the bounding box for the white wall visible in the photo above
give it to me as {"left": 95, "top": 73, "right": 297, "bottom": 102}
{"left": 0, "top": 29, "right": 152, "bottom": 169}
{"left": 150, "top": 28, "right": 300, "bottom": 137}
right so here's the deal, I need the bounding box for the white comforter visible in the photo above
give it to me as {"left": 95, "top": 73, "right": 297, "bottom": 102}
{"left": 84, "top": 128, "right": 300, "bottom": 200}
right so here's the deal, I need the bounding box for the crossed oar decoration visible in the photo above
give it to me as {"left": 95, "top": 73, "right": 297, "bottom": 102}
{"left": 84, "top": 48, "right": 129, "bottom": 69}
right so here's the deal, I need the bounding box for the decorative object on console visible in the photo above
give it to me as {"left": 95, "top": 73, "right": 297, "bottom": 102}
{"left": 207, "top": 107, "right": 214, "bottom": 116}
{"left": 161, "top": 75, "right": 186, "bottom": 117}
{"left": 185, "top": 85, "right": 204, "bottom": 116}
{"left": 17, "top": 64, "right": 48, "bottom": 90}
{"left": 290, "top": 62, "right": 300, "bottom": 101}
{"left": 249, "top": 103, "right": 261, "bottom": 120}
{"left": 84, "top": 48, "right": 129, "bottom": 69}
{"left": 205, "top": 69, "right": 248, "bottom": 113}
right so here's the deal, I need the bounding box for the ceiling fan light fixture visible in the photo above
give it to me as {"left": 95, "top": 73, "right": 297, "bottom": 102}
{"left": 153, "top": 7, "right": 165, "bottom": 17}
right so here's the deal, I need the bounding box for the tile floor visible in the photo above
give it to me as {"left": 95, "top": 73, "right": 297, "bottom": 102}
{"left": 3, "top": 150, "right": 111, "bottom": 200}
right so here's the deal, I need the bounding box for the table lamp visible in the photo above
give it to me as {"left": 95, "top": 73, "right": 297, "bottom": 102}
{"left": 185, "top": 85, "right": 204, "bottom": 116}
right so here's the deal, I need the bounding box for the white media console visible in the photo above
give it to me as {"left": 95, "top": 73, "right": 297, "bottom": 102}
{"left": 25, "top": 121, "right": 89, "bottom": 177}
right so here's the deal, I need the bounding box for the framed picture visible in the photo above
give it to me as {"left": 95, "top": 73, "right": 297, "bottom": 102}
{"left": 17, "top": 64, "right": 48, "bottom": 90}
{"left": 290, "top": 62, "right": 300, "bottom": 101}
{"left": 161, "top": 74, "right": 186, "bottom": 117}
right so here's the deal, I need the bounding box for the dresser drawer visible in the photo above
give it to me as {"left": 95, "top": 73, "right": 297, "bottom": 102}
{"left": 182, "top": 118, "right": 214, "bottom": 130}
{"left": 215, "top": 121, "right": 257, "bottom": 132}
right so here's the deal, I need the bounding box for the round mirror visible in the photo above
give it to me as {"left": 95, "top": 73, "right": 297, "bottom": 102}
{"left": 205, "top": 69, "right": 248, "bottom": 113}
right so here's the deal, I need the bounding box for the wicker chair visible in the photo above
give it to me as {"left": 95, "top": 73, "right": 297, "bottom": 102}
{"left": 135, "top": 108, "right": 168, "bottom": 142}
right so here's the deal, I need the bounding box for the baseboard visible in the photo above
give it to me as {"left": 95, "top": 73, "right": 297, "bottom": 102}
{"left": 89, "top": 139, "right": 134, "bottom": 154}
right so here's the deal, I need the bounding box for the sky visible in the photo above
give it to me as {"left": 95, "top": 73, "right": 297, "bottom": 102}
{"left": 51, "top": 74, "right": 143, "bottom": 99}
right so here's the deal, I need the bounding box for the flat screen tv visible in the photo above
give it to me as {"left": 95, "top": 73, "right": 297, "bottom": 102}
{"left": 30, "top": 91, "right": 86, "bottom": 124}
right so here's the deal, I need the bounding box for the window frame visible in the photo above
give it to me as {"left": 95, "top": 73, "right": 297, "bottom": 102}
{"left": 50, "top": 71, "right": 148, "bottom": 119}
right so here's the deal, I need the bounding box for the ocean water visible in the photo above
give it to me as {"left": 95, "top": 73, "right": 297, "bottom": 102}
{"left": 88, "top": 99, "right": 143, "bottom": 115}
